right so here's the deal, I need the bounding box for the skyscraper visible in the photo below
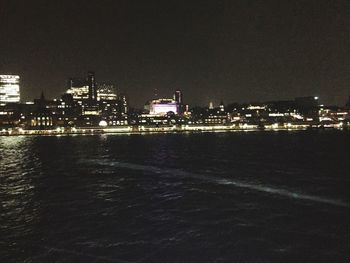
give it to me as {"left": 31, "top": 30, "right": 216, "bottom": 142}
{"left": 66, "top": 78, "right": 89, "bottom": 104}
{"left": 87, "top": 71, "right": 97, "bottom": 102}
{"left": 174, "top": 90, "right": 184, "bottom": 114}
{"left": 174, "top": 90, "right": 183, "bottom": 104}
{"left": 0, "top": 75, "right": 20, "bottom": 105}
{"left": 97, "top": 83, "right": 117, "bottom": 101}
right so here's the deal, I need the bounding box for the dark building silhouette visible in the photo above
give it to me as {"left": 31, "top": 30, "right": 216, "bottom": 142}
{"left": 295, "top": 96, "right": 319, "bottom": 114}
{"left": 174, "top": 90, "right": 183, "bottom": 104}
{"left": 345, "top": 96, "right": 350, "bottom": 108}
{"left": 31, "top": 91, "right": 53, "bottom": 129}
{"left": 174, "top": 90, "right": 183, "bottom": 113}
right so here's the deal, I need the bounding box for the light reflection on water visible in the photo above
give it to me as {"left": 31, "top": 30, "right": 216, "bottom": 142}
{"left": 1, "top": 131, "right": 350, "bottom": 262}
{"left": 1, "top": 136, "right": 42, "bottom": 258}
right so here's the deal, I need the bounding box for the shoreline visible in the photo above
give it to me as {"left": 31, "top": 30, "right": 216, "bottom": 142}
{"left": 0, "top": 124, "right": 348, "bottom": 136}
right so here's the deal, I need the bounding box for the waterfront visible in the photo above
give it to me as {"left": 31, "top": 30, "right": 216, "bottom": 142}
{"left": 1, "top": 130, "right": 350, "bottom": 262}
{"left": 0, "top": 122, "right": 347, "bottom": 136}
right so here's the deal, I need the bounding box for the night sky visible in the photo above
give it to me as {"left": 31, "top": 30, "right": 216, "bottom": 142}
{"left": 1, "top": 0, "right": 350, "bottom": 107}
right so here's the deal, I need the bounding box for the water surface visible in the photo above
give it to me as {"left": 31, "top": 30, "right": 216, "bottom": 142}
{"left": 1, "top": 130, "right": 350, "bottom": 262}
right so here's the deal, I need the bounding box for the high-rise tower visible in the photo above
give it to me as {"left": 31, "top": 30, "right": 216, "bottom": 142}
{"left": 0, "top": 75, "right": 20, "bottom": 105}
{"left": 87, "top": 71, "right": 97, "bottom": 102}
{"left": 174, "top": 90, "right": 183, "bottom": 104}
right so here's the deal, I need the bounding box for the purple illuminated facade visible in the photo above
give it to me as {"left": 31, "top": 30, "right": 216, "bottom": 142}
{"left": 149, "top": 99, "right": 178, "bottom": 115}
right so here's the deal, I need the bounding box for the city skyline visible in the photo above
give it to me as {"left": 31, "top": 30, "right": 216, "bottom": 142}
{"left": 1, "top": 2, "right": 350, "bottom": 261}
{"left": 0, "top": 71, "right": 337, "bottom": 109}
{"left": 1, "top": 1, "right": 350, "bottom": 107}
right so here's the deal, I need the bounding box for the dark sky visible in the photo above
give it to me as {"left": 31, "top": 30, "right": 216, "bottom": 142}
{"left": 1, "top": 0, "right": 350, "bottom": 107}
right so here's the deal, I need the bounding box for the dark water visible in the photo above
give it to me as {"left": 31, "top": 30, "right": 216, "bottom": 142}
{"left": 1, "top": 130, "right": 350, "bottom": 262}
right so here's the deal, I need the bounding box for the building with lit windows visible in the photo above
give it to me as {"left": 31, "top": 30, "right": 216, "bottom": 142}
{"left": 87, "top": 71, "right": 97, "bottom": 102}
{"left": 97, "top": 83, "right": 118, "bottom": 101}
{"left": 66, "top": 78, "right": 89, "bottom": 105}
{"left": 67, "top": 74, "right": 118, "bottom": 103}
{"left": 0, "top": 75, "right": 20, "bottom": 105}
{"left": 29, "top": 92, "right": 54, "bottom": 129}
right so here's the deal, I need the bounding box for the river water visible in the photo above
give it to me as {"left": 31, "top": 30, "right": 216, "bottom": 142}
{"left": 1, "top": 130, "right": 350, "bottom": 262}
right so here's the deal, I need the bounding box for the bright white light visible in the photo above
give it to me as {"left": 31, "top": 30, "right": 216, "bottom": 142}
{"left": 269, "top": 113, "right": 284, "bottom": 117}
{"left": 247, "top": 105, "right": 266, "bottom": 110}
{"left": 99, "top": 120, "right": 108, "bottom": 127}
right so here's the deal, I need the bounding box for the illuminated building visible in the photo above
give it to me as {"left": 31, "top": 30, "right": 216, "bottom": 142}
{"left": 148, "top": 99, "right": 178, "bottom": 115}
{"left": 0, "top": 75, "right": 20, "bottom": 105}
{"left": 66, "top": 78, "right": 89, "bottom": 104}
{"left": 204, "top": 114, "right": 229, "bottom": 125}
{"left": 204, "top": 102, "right": 229, "bottom": 125}
{"left": 66, "top": 86, "right": 89, "bottom": 102}
{"left": 30, "top": 92, "right": 53, "bottom": 129}
{"left": 97, "top": 84, "right": 117, "bottom": 101}
{"left": 144, "top": 90, "right": 184, "bottom": 116}
{"left": 64, "top": 73, "right": 129, "bottom": 126}
{"left": 219, "top": 101, "right": 225, "bottom": 112}
{"left": 87, "top": 71, "right": 97, "bottom": 102}
{"left": 82, "top": 106, "right": 100, "bottom": 116}
{"left": 247, "top": 104, "right": 266, "bottom": 110}
{"left": 120, "top": 94, "right": 128, "bottom": 115}
{"left": 66, "top": 72, "right": 99, "bottom": 104}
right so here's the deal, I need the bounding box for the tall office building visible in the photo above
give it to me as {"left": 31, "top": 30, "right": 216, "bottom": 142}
{"left": 87, "top": 71, "right": 97, "bottom": 102}
{"left": 66, "top": 78, "right": 89, "bottom": 103}
{"left": 174, "top": 90, "right": 184, "bottom": 114}
{"left": 174, "top": 90, "right": 183, "bottom": 104}
{"left": 0, "top": 75, "right": 20, "bottom": 105}
{"left": 97, "top": 83, "right": 117, "bottom": 101}
{"left": 66, "top": 72, "right": 99, "bottom": 105}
